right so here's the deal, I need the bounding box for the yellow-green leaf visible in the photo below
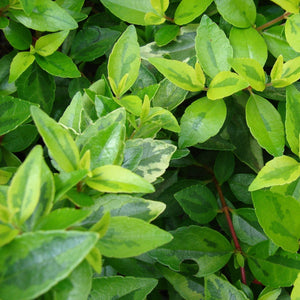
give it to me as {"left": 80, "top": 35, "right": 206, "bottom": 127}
{"left": 270, "top": 54, "right": 283, "bottom": 81}
{"left": 151, "top": 0, "right": 169, "bottom": 15}
{"left": 9, "top": 52, "right": 35, "bottom": 83}
{"left": 271, "top": 0, "right": 299, "bottom": 13}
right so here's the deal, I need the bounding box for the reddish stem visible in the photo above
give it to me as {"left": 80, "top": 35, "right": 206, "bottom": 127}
{"left": 164, "top": 15, "right": 174, "bottom": 22}
{"left": 0, "top": 135, "right": 4, "bottom": 145}
{"left": 256, "top": 12, "right": 291, "bottom": 32}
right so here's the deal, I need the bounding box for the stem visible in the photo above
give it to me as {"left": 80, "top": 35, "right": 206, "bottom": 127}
{"left": 164, "top": 15, "right": 174, "bottom": 22}
{"left": 256, "top": 12, "right": 291, "bottom": 32}
{"left": 0, "top": 135, "right": 4, "bottom": 145}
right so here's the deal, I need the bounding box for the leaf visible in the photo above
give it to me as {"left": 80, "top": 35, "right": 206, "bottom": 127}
{"left": 174, "top": 184, "right": 219, "bottom": 224}
{"left": 89, "top": 276, "right": 158, "bottom": 299}
{"left": 229, "top": 174, "right": 255, "bottom": 204}
{"left": 0, "top": 95, "right": 33, "bottom": 135}
{"left": 179, "top": 97, "right": 227, "bottom": 148}
{"left": 86, "top": 165, "right": 155, "bottom": 193}
{"left": 286, "top": 85, "right": 300, "bottom": 156}
{"left": 31, "top": 106, "right": 80, "bottom": 172}
{"left": 214, "top": 151, "right": 235, "bottom": 184}
{"left": 154, "top": 25, "right": 180, "bottom": 47}
{"left": 246, "top": 94, "right": 285, "bottom": 156}
{"left": 19, "top": 0, "right": 35, "bottom": 15}
{"left": 229, "top": 27, "right": 268, "bottom": 66}
{"left": 115, "top": 95, "right": 142, "bottom": 116}
{"left": 271, "top": 55, "right": 283, "bottom": 82}
{"left": 291, "top": 273, "right": 300, "bottom": 300}
{"left": 71, "top": 26, "right": 120, "bottom": 62}
{"left": 0, "top": 231, "right": 98, "bottom": 300}
{"left": 0, "top": 224, "right": 19, "bottom": 247}
{"left": 9, "top": 52, "right": 35, "bottom": 83}
{"left": 270, "top": 0, "right": 299, "bottom": 13}
{"left": 149, "top": 226, "right": 233, "bottom": 277}
{"left": 0, "top": 52, "right": 17, "bottom": 96}
{"left": 84, "top": 194, "right": 165, "bottom": 225}
{"left": 232, "top": 208, "right": 267, "bottom": 246}
{"left": 249, "top": 156, "right": 300, "bottom": 191}
{"left": 207, "top": 71, "right": 249, "bottom": 100}
{"left": 144, "top": 12, "right": 165, "bottom": 25}
{"left": 35, "top": 31, "right": 69, "bottom": 57}
{"left": 108, "top": 25, "right": 140, "bottom": 97}
{"left": 285, "top": 14, "right": 300, "bottom": 52}
{"left": 158, "top": 265, "right": 205, "bottom": 300}
{"left": 174, "top": 0, "right": 213, "bottom": 25}
{"left": 86, "top": 247, "right": 102, "bottom": 274}
{"left": 228, "top": 58, "right": 266, "bottom": 91}
{"left": 9, "top": 0, "right": 78, "bottom": 32}
{"left": 0, "top": 17, "right": 9, "bottom": 29}
{"left": 123, "top": 138, "right": 176, "bottom": 183}
{"left": 99, "top": 0, "right": 156, "bottom": 25}
{"left": 35, "top": 51, "right": 80, "bottom": 78}
{"left": 195, "top": 15, "right": 233, "bottom": 78}
{"left": 151, "top": 0, "right": 169, "bottom": 14}
{"left": 148, "top": 57, "right": 204, "bottom": 91}
{"left": 252, "top": 190, "right": 300, "bottom": 252}
{"left": 3, "top": 20, "right": 32, "bottom": 50}
{"left": 16, "top": 62, "right": 56, "bottom": 113}
{"left": 258, "top": 287, "right": 282, "bottom": 300}
{"left": 214, "top": 0, "right": 256, "bottom": 28}
{"left": 248, "top": 242, "right": 300, "bottom": 287}
{"left": 205, "top": 274, "right": 248, "bottom": 300}
{"left": 96, "top": 216, "right": 173, "bottom": 258}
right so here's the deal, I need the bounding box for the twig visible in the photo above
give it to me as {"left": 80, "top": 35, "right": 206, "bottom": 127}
{"left": 256, "top": 12, "right": 291, "bottom": 32}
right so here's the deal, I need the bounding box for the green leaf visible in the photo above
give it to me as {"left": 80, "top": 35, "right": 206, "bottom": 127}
{"left": 149, "top": 226, "right": 233, "bottom": 277}
{"left": 19, "top": 0, "right": 35, "bottom": 15}
{"left": 151, "top": 0, "right": 169, "bottom": 15}
{"left": 195, "top": 15, "right": 233, "bottom": 78}
{"left": 9, "top": 52, "right": 35, "bottom": 83}
{"left": 0, "top": 95, "right": 32, "bottom": 135}
{"left": 232, "top": 208, "right": 267, "bottom": 246}
{"left": 285, "top": 14, "right": 300, "bottom": 52}
{"left": 0, "top": 17, "right": 9, "bottom": 29}
{"left": 174, "top": 0, "right": 213, "bottom": 25}
{"left": 96, "top": 216, "right": 173, "bottom": 258}
{"left": 7, "top": 146, "right": 42, "bottom": 225}
{"left": 228, "top": 58, "right": 266, "bottom": 91}
{"left": 49, "top": 261, "right": 92, "bottom": 300}
{"left": 123, "top": 138, "right": 176, "bottom": 183}
{"left": 0, "top": 224, "right": 19, "bottom": 247}
{"left": 35, "top": 51, "right": 80, "bottom": 78}
{"left": 154, "top": 25, "right": 180, "bottom": 47}
{"left": 158, "top": 265, "right": 205, "bottom": 300}
{"left": 252, "top": 190, "right": 300, "bottom": 252}
{"left": 0, "top": 52, "right": 17, "bottom": 96}
{"left": 270, "top": 0, "right": 299, "bottom": 13}
{"left": 262, "top": 25, "right": 299, "bottom": 61}
{"left": 246, "top": 94, "right": 285, "bottom": 156}
{"left": 248, "top": 242, "right": 300, "bottom": 287}
{"left": 229, "top": 27, "right": 268, "bottom": 66}
{"left": 108, "top": 25, "right": 140, "bottom": 97}
{"left": 16, "top": 62, "right": 56, "bottom": 113}
{"left": 71, "top": 26, "right": 120, "bottom": 62}
{"left": 144, "top": 12, "right": 165, "bottom": 25}
{"left": 258, "top": 287, "right": 282, "bottom": 300}
{"left": 99, "top": 0, "right": 156, "bottom": 25}
{"left": 3, "top": 20, "right": 32, "bottom": 50}
{"left": 271, "top": 55, "right": 283, "bottom": 82}
{"left": 86, "top": 165, "right": 155, "bottom": 193}
{"left": 214, "top": 0, "right": 256, "bottom": 28}
{"left": 115, "top": 95, "right": 142, "bottom": 116}
{"left": 9, "top": 0, "right": 78, "bottom": 32}
{"left": 148, "top": 57, "right": 204, "bottom": 91}
{"left": 89, "top": 276, "right": 157, "bottom": 299}
{"left": 174, "top": 184, "right": 218, "bottom": 224}
{"left": 286, "top": 85, "right": 300, "bottom": 156}
{"left": 35, "top": 208, "right": 91, "bottom": 230}
{"left": 207, "top": 71, "right": 249, "bottom": 100}
{"left": 31, "top": 106, "right": 80, "bottom": 172}
{"left": 249, "top": 156, "right": 300, "bottom": 191}
{"left": 179, "top": 97, "right": 227, "bottom": 148}
{"left": 35, "top": 31, "right": 69, "bottom": 57}
{"left": 0, "top": 231, "right": 98, "bottom": 300}
{"left": 205, "top": 274, "right": 248, "bottom": 300}
{"left": 214, "top": 151, "right": 235, "bottom": 184}
{"left": 291, "top": 273, "right": 300, "bottom": 300}
{"left": 86, "top": 246, "right": 102, "bottom": 274}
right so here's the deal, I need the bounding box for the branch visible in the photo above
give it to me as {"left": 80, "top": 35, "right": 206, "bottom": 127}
{"left": 256, "top": 12, "right": 291, "bottom": 32}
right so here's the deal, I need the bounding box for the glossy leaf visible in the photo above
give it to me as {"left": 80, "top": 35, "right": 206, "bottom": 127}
{"left": 246, "top": 94, "right": 285, "bottom": 156}
{"left": 116, "top": 95, "right": 142, "bottom": 116}
{"left": 9, "top": 52, "right": 35, "bottom": 83}
{"left": 154, "top": 25, "right": 180, "bottom": 47}
{"left": 35, "top": 51, "right": 80, "bottom": 78}
{"left": 228, "top": 58, "right": 266, "bottom": 91}
{"left": 108, "top": 25, "right": 140, "bottom": 97}
{"left": 271, "top": 55, "right": 283, "bottom": 82}
{"left": 179, "top": 97, "right": 227, "bottom": 148}
{"left": 89, "top": 276, "right": 157, "bottom": 299}
{"left": 207, "top": 71, "right": 249, "bottom": 100}
{"left": 174, "top": 184, "right": 218, "bottom": 224}
{"left": 9, "top": 0, "right": 78, "bottom": 32}
{"left": 86, "top": 165, "right": 155, "bottom": 193}
{"left": 149, "top": 226, "right": 233, "bottom": 277}
{"left": 286, "top": 85, "right": 300, "bottom": 156}
{"left": 249, "top": 156, "right": 300, "bottom": 191}
{"left": 195, "top": 15, "right": 233, "bottom": 78}
{"left": 31, "top": 106, "right": 80, "bottom": 172}
{"left": 252, "top": 190, "right": 300, "bottom": 252}
{"left": 214, "top": 0, "right": 256, "bottom": 28}
{"left": 229, "top": 27, "right": 268, "bottom": 66}
{"left": 96, "top": 216, "right": 173, "bottom": 258}
{"left": 0, "top": 95, "right": 32, "bottom": 135}
{"left": 0, "top": 231, "right": 98, "bottom": 300}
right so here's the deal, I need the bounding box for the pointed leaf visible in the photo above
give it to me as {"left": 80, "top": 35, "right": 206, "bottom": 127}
{"left": 271, "top": 55, "right": 283, "bottom": 82}
{"left": 19, "top": 0, "right": 35, "bottom": 15}
{"left": 154, "top": 25, "right": 180, "bottom": 47}
{"left": 9, "top": 52, "right": 35, "bottom": 83}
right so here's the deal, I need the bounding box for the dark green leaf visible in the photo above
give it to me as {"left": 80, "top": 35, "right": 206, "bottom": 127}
{"left": 155, "top": 25, "right": 180, "bottom": 47}
{"left": 214, "top": 151, "right": 235, "bottom": 184}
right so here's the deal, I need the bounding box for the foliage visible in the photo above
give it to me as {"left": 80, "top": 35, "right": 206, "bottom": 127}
{"left": 1, "top": 0, "right": 300, "bottom": 299}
